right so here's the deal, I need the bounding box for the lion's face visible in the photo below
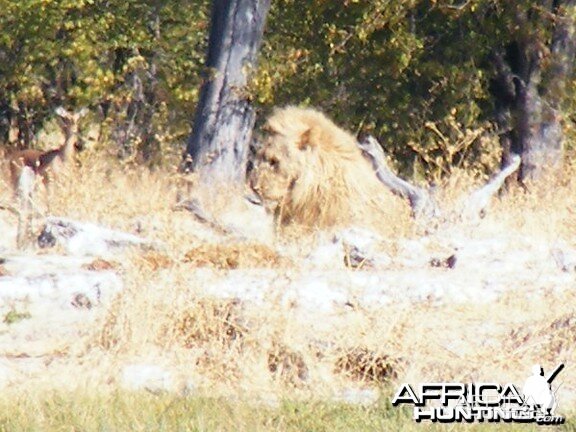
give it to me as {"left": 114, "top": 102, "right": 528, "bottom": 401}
{"left": 249, "top": 126, "right": 308, "bottom": 205}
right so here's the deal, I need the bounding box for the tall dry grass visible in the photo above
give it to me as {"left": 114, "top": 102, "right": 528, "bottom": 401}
{"left": 0, "top": 134, "right": 575, "bottom": 419}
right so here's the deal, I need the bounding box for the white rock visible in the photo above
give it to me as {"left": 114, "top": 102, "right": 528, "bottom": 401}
{"left": 335, "top": 387, "right": 380, "bottom": 405}
{"left": 307, "top": 239, "right": 345, "bottom": 268}
{"left": 121, "top": 364, "right": 174, "bottom": 393}
{"left": 286, "top": 275, "right": 349, "bottom": 312}
{"left": 335, "top": 227, "right": 383, "bottom": 252}
{"left": 0, "top": 270, "right": 122, "bottom": 307}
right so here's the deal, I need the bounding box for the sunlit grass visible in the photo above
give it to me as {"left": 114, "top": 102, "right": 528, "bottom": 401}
{"left": 0, "top": 391, "right": 571, "bottom": 432}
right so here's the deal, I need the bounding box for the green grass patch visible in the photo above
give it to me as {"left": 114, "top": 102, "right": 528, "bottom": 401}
{"left": 0, "top": 391, "right": 573, "bottom": 431}
{"left": 3, "top": 309, "right": 31, "bottom": 325}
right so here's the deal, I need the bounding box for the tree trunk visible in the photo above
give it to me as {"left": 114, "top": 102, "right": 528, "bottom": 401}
{"left": 490, "top": 1, "right": 576, "bottom": 182}
{"left": 183, "top": 0, "right": 271, "bottom": 184}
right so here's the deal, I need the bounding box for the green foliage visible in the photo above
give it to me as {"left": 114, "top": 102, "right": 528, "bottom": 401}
{"left": 258, "top": 1, "right": 490, "bottom": 176}
{"left": 0, "top": 0, "right": 209, "bottom": 158}
{"left": 3, "top": 309, "right": 31, "bottom": 325}
{"left": 257, "top": 0, "right": 575, "bottom": 177}
{"left": 0, "top": 0, "right": 574, "bottom": 174}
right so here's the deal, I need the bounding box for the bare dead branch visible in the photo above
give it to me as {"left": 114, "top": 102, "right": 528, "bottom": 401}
{"left": 174, "top": 198, "right": 233, "bottom": 236}
{"left": 0, "top": 202, "right": 19, "bottom": 217}
{"left": 459, "top": 154, "right": 521, "bottom": 220}
{"left": 357, "top": 135, "right": 522, "bottom": 225}
{"left": 439, "top": 0, "right": 472, "bottom": 11}
{"left": 357, "top": 135, "right": 441, "bottom": 220}
{"left": 41, "top": 216, "right": 160, "bottom": 255}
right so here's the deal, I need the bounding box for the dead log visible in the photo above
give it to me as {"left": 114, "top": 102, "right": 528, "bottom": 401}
{"left": 358, "top": 135, "right": 521, "bottom": 223}
{"left": 174, "top": 198, "right": 232, "bottom": 236}
{"left": 358, "top": 135, "right": 440, "bottom": 220}
{"left": 459, "top": 154, "right": 521, "bottom": 220}
{"left": 0, "top": 254, "right": 123, "bottom": 313}
{"left": 0, "top": 269, "right": 122, "bottom": 307}
{"left": 174, "top": 196, "right": 273, "bottom": 241}
{"left": 39, "top": 217, "right": 160, "bottom": 256}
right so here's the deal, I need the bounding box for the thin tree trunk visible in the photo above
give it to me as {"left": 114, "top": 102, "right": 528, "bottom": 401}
{"left": 183, "top": 0, "right": 271, "bottom": 184}
{"left": 490, "top": 1, "right": 575, "bottom": 182}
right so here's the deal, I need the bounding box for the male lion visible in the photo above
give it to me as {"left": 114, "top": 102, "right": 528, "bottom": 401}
{"left": 249, "top": 106, "right": 407, "bottom": 230}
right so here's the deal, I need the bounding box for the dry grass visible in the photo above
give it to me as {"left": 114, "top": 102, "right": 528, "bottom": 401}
{"left": 438, "top": 159, "right": 576, "bottom": 239}
{"left": 183, "top": 243, "right": 289, "bottom": 269}
{"left": 1, "top": 138, "right": 576, "bottom": 428}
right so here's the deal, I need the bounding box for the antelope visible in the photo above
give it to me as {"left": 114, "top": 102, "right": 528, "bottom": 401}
{"left": 8, "top": 107, "right": 87, "bottom": 196}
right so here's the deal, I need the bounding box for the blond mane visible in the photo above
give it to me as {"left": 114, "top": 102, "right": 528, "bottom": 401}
{"left": 250, "top": 106, "right": 408, "bottom": 231}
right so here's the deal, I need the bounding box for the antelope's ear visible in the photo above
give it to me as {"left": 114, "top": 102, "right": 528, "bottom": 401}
{"left": 297, "top": 128, "right": 312, "bottom": 150}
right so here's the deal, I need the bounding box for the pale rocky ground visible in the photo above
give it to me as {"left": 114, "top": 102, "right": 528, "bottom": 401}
{"left": 0, "top": 206, "right": 575, "bottom": 409}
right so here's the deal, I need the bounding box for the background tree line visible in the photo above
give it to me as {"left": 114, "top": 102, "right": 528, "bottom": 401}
{"left": 1, "top": 0, "right": 574, "bottom": 182}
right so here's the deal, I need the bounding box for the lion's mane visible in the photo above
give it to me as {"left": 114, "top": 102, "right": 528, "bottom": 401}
{"left": 250, "top": 106, "right": 405, "bottom": 229}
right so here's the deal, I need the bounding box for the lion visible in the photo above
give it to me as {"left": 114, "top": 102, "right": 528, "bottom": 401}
{"left": 249, "top": 106, "right": 408, "bottom": 231}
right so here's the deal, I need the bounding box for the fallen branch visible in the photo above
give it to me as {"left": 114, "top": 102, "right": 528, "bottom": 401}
{"left": 174, "top": 198, "right": 233, "bottom": 236}
{"left": 459, "top": 154, "right": 521, "bottom": 220}
{"left": 0, "top": 259, "right": 122, "bottom": 308}
{"left": 39, "top": 217, "right": 160, "bottom": 256}
{"left": 358, "top": 135, "right": 440, "bottom": 220}
{"left": 358, "top": 135, "right": 522, "bottom": 224}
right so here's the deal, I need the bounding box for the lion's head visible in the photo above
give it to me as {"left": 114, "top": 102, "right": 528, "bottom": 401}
{"left": 249, "top": 106, "right": 406, "bottom": 229}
